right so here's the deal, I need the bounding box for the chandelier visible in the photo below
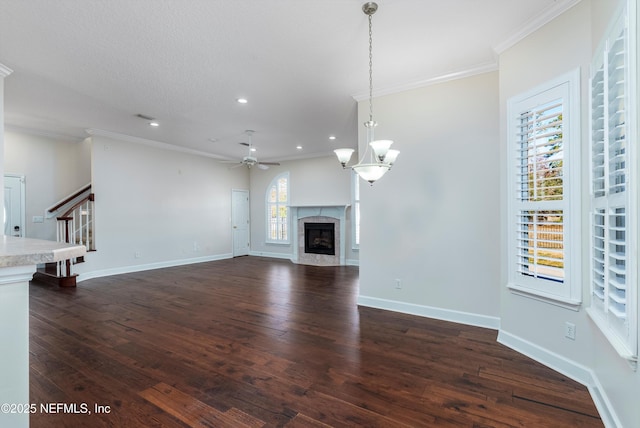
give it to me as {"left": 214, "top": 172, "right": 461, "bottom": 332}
{"left": 334, "top": 2, "right": 399, "bottom": 184}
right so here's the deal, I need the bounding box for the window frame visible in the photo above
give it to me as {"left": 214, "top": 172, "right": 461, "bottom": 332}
{"left": 265, "top": 172, "right": 290, "bottom": 244}
{"left": 506, "top": 69, "right": 582, "bottom": 309}
{"left": 586, "top": 3, "right": 638, "bottom": 368}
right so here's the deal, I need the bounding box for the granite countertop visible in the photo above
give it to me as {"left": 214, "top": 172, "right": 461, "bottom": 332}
{"left": 0, "top": 236, "right": 86, "bottom": 267}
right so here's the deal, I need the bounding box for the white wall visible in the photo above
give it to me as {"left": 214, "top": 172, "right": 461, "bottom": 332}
{"left": 76, "top": 134, "right": 249, "bottom": 278}
{"left": 0, "top": 67, "right": 8, "bottom": 230}
{"left": 249, "top": 155, "right": 357, "bottom": 262}
{"left": 499, "top": 1, "right": 639, "bottom": 427}
{"left": 4, "top": 130, "right": 91, "bottom": 240}
{"left": 357, "top": 71, "right": 501, "bottom": 327}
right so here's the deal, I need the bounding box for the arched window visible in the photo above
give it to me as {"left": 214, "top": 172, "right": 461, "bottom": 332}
{"left": 266, "top": 172, "right": 289, "bottom": 243}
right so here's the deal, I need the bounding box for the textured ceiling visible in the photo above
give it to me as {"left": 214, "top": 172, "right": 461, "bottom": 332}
{"left": 0, "top": 0, "right": 578, "bottom": 163}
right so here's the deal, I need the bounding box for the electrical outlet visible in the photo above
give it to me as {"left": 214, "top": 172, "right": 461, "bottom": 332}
{"left": 395, "top": 279, "right": 402, "bottom": 289}
{"left": 565, "top": 322, "right": 576, "bottom": 340}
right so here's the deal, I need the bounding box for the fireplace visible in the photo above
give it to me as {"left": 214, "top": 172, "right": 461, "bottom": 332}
{"left": 304, "top": 223, "right": 335, "bottom": 256}
{"left": 291, "top": 205, "right": 347, "bottom": 266}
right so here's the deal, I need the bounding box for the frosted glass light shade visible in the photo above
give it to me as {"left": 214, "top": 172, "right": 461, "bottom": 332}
{"left": 334, "top": 148, "right": 355, "bottom": 168}
{"left": 369, "top": 139, "right": 393, "bottom": 161}
{"left": 353, "top": 163, "right": 390, "bottom": 184}
{"left": 383, "top": 149, "right": 400, "bottom": 166}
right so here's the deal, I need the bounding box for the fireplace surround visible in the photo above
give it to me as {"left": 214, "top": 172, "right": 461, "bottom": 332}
{"left": 290, "top": 205, "right": 349, "bottom": 266}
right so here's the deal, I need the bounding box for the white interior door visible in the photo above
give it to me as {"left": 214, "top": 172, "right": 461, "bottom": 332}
{"left": 4, "top": 175, "right": 25, "bottom": 237}
{"left": 232, "top": 189, "right": 250, "bottom": 257}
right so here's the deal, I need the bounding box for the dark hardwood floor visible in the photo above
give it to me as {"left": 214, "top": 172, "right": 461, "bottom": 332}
{"left": 28, "top": 256, "right": 602, "bottom": 427}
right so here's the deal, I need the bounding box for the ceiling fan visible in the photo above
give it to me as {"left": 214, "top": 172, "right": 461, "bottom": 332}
{"left": 220, "top": 130, "right": 281, "bottom": 170}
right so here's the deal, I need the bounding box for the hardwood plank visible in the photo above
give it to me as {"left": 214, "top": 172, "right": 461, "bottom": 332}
{"left": 139, "top": 382, "right": 264, "bottom": 428}
{"left": 28, "top": 256, "right": 602, "bottom": 427}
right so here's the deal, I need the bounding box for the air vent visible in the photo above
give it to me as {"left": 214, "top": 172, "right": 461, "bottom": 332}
{"left": 135, "top": 113, "right": 155, "bottom": 121}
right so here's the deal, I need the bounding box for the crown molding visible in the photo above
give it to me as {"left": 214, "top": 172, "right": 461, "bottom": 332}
{"left": 85, "top": 128, "right": 228, "bottom": 160}
{"left": 5, "top": 124, "right": 85, "bottom": 143}
{"left": 0, "top": 63, "right": 13, "bottom": 78}
{"left": 352, "top": 61, "right": 498, "bottom": 101}
{"left": 492, "top": 0, "right": 583, "bottom": 54}
{"left": 351, "top": 0, "right": 581, "bottom": 101}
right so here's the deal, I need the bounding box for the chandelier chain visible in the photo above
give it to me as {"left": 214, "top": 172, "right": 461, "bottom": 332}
{"left": 368, "top": 13, "right": 373, "bottom": 122}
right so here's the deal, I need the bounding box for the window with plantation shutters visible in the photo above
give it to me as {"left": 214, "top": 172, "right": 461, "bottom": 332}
{"left": 266, "top": 172, "right": 289, "bottom": 243}
{"left": 507, "top": 70, "right": 581, "bottom": 307}
{"left": 586, "top": 6, "right": 637, "bottom": 367}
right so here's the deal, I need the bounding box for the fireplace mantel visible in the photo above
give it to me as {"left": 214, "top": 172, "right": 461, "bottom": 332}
{"left": 290, "top": 205, "right": 349, "bottom": 266}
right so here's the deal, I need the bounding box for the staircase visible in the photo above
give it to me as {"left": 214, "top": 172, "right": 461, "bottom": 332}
{"left": 32, "top": 185, "right": 95, "bottom": 287}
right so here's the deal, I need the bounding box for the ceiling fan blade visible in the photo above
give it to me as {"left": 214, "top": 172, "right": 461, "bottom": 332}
{"left": 259, "top": 162, "right": 280, "bottom": 166}
{"left": 257, "top": 164, "right": 270, "bottom": 170}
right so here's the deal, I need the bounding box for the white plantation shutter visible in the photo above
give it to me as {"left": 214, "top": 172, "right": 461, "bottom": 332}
{"left": 266, "top": 173, "right": 289, "bottom": 243}
{"left": 587, "top": 7, "right": 637, "bottom": 365}
{"left": 507, "top": 70, "right": 580, "bottom": 305}
{"left": 515, "top": 99, "right": 565, "bottom": 284}
{"left": 516, "top": 101, "right": 564, "bottom": 202}
{"left": 516, "top": 210, "right": 564, "bottom": 281}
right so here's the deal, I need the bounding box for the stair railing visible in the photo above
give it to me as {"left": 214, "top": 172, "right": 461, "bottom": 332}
{"left": 56, "top": 193, "right": 95, "bottom": 252}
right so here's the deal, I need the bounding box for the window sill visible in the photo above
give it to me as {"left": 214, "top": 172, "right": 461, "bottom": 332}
{"left": 265, "top": 241, "right": 290, "bottom": 246}
{"left": 586, "top": 307, "right": 638, "bottom": 371}
{"left": 507, "top": 283, "right": 581, "bottom": 311}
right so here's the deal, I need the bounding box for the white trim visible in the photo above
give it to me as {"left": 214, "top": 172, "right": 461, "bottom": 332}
{"left": 507, "top": 283, "right": 581, "bottom": 311}
{"left": 492, "top": 0, "right": 582, "bottom": 54}
{"left": 345, "top": 258, "right": 359, "bottom": 267}
{"left": 497, "top": 330, "right": 621, "bottom": 428}
{"left": 77, "top": 253, "right": 232, "bottom": 282}
{"left": 86, "top": 129, "right": 228, "bottom": 160}
{"left": 353, "top": 62, "right": 497, "bottom": 101}
{"left": 248, "top": 251, "right": 292, "bottom": 260}
{"left": 0, "top": 63, "right": 13, "bottom": 78}
{"left": 5, "top": 124, "right": 85, "bottom": 143}
{"left": 357, "top": 295, "right": 500, "bottom": 330}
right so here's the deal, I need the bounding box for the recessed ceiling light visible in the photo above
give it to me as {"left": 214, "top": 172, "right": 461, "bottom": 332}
{"left": 208, "top": 137, "right": 218, "bottom": 143}
{"left": 329, "top": 135, "right": 336, "bottom": 140}
{"left": 250, "top": 147, "right": 256, "bottom": 152}
{"left": 237, "top": 98, "right": 248, "bottom": 104}
{"left": 296, "top": 145, "right": 303, "bottom": 150}
{"left": 149, "top": 121, "right": 159, "bottom": 127}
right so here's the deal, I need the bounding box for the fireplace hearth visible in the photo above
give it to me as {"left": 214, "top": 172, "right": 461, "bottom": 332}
{"left": 304, "top": 223, "right": 335, "bottom": 256}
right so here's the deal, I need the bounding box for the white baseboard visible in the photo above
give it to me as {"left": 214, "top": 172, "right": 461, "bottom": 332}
{"left": 248, "top": 251, "right": 293, "bottom": 261}
{"left": 249, "top": 251, "right": 360, "bottom": 267}
{"left": 357, "top": 295, "right": 500, "bottom": 330}
{"left": 77, "top": 253, "right": 233, "bottom": 282}
{"left": 497, "top": 330, "right": 620, "bottom": 428}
